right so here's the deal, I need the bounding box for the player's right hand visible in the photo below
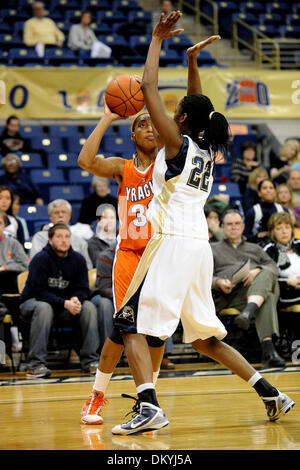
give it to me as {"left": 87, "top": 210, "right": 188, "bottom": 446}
{"left": 103, "top": 96, "right": 127, "bottom": 122}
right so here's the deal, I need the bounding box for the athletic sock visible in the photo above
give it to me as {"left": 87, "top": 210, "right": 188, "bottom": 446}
{"left": 137, "top": 384, "right": 160, "bottom": 407}
{"left": 241, "top": 302, "right": 259, "bottom": 318}
{"left": 248, "top": 372, "right": 278, "bottom": 398}
{"left": 93, "top": 369, "right": 112, "bottom": 393}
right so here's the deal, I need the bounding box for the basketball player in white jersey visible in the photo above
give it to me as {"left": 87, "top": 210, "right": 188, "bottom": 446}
{"left": 111, "top": 11, "right": 295, "bottom": 435}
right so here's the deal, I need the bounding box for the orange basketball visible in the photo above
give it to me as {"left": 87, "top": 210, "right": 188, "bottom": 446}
{"left": 105, "top": 74, "right": 145, "bottom": 118}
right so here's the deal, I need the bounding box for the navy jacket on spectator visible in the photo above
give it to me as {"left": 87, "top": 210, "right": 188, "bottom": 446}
{"left": 78, "top": 192, "right": 118, "bottom": 225}
{"left": 20, "top": 243, "right": 90, "bottom": 310}
{"left": 244, "top": 201, "right": 288, "bottom": 244}
{"left": 0, "top": 171, "right": 42, "bottom": 204}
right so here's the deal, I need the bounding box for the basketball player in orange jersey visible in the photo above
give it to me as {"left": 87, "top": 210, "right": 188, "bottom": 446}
{"left": 78, "top": 103, "right": 165, "bottom": 424}
{"left": 78, "top": 36, "right": 220, "bottom": 425}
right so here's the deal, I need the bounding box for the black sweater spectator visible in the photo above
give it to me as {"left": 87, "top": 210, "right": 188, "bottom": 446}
{"left": 230, "top": 141, "right": 258, "bottom": 194}
{"left": 20, "top": 243, "right": 90, "bottom": 310}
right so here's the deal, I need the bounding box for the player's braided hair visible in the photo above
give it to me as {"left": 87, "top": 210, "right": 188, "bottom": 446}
{"left": 180, "top": 93, "right": 229, "bottom": 159}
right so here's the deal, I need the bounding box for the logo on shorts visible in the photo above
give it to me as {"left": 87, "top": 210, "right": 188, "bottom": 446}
{"left": 116, "top": 306, "right": 135, "bottom": 323}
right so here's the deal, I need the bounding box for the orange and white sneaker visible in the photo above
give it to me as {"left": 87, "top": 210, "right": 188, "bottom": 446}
{"left": 80, "top": 390, "right": 109, "bottom": 425}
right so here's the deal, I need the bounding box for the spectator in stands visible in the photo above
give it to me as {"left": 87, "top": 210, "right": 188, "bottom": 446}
{"left": 78, "top": 176, "right": 118, "bottom": 226}
{"left": 0, "top": 115, "right": 48, "bottom": 168}
{"left": 206, "top": 193, "right": 230, "bottom": 216}
{"left": 30, "top": 199, "right": 92, "bottom": 269}
{"left": 288, "top": 169, "right": 300, "bottom": 208}
{"left": 270, "top": 139, "right": 300, "bottom": 185}
{"left": 276, "top": 183, "right": 300, "bottom": 230}
{"left": 152, "top": 1, "right": 182, "bottom": 30}
{"left": 244, "top": 178, "right": 288, "bottom": 246}
{"left": 0, "top": 154, "right": 44, "bottom": 205}
{"left": 0, "top": 186, "right": 25, "bottom": 246}
{"left": 230, "top": 141, "right": 258, "bottom": 195}
{"left": 204, "top": 204, "right": 224, "bottom": 243}
{"left": 23, "top": 1, "right": 65, "bottom": 58}
{"left": 68, "top": 10, "right": 112, "bottom": 58}
{"left": 12, "top": 194, "right": 30, "bottom": 244}
{"left": 211, "top": 209, "right": 285, "bottom": 368}
{"left": 19, "top": 223, "right": 99, "bottom": 378}
{"left": 0, "top": 209, "right": 29, "bottom": 296}
{"left": 242, "top": 166, "right": 268, "bottom": 213}
{"left": 264, "top": 212, "right": 300, "bottom": 351}
{"left": 88, "top": 204, "right": 117, "bottom": 268}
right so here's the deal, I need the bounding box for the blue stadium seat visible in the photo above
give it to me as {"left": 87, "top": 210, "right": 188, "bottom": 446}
{"left": 63, "top": 9, "right": 82, "bottom": 23}
{"left": 128, "top": 11, "right": 152, "bottom": 24}
{"left": 285, "top": 14, "right": 300, "bottom": 26}
{"left": 118, "top": 55, "right": 144, "bottom": 66}
{"left": 44, "top": 48, "right": 78, "bottom": 65}
{"left": 96, "top": 10, "right": 127, "bottom": 25}
{"left": 70, "top": 203, "right": 81, "bottom": 225}
{"left": 78, "top": 49, "right": 113, "bottom": 66}
{"left": 113, "top": 0, "right": 142, "bottom": 13}
{"left": 0, "top": 23, "right": 11, "bottom": 34}
{"left": 18, "top": 204, "right": 49, "bottom": 220}
{"left": 196, "top": 50, "right": 216, "bottom": 65}
{"left": 118, "top": 125, "right": 132, "bottom": 136}
{"left": 215, "top": 1, "right": 239, "bottom": 36}
{"left": 159, "top": 49, "right": 182, "bottom": 66}
{"left": 20, "top": 153, "right": 44, "bottom": 169}
{"left": 164, "top": 34, "right": 193, "bottom": 53}
{"left": 30, "top": 169, "right": 66, "bottom": 200}
{"left": 0, "top": 9, "right": 28, "bottom": 24}
{"left": 20, "top": 126, "right": 44, "bottom": 140}
{"left": 98, "top": 34, "right": 136, "bottom": 59}
{"left": 49, "top": 125, "right": 80, "bottom": 140}
{"left": 65, "top": 137, "right": 85, "bottom": 153}
{"left": 55, "top": 21, "right": 71, "bottom": 35}
{"left": 89, "top": 22, "right": 111, "bottom": 35}
{"left": 84, "top": 0, "right": 111, "bottom": 11}
{"left": 31, "top": 137, "right": 66, "bottom": 153}
{"left": 0, "top": 34, "right": 22, "bottom": 50}
{"left": 48, "top": 153, "right": 78, "bottom": 169}
{"left": 31, "top": 220, "right": 49, "bottom": 234}
{"left": 232, "top": 12, "right": 257, "bottom": 25}
{"left": 240, "top": 2, "right": 265, "bottom": 15}
{"left": 259, "top": 13, "right": 282, "bottom": 26}
{"left": 214, "top": 163, "right": 232, "bottom": 181}
{"left": 8, "top": 48, "right": 43, "bottom": 65}
{"left": 280, "top": 25, "right": 300, "bottom": 38}
{"left": 50, "top": 0, "right": 79, "bottom": 11}
{"left": 67, "top": 169, "right": 93, "bottom": 190}
{"left": 129, "top": 34, "right": 152, "bottom": 56}
{"left": 30, "top": 169, "right": 66, "bottom": 185}
{"left": 102, "top": 136, "right": 136, "bottom": 155}
{"left": 210, "top": 182, "right": 241, "bottom": 204}
{"left": 49, "top": 185, "right": 85, "bottom": 203}
{"left": 233, "top": 134, "right": 258, "bottom": 158}
{"left": 266, "top": 2, "right": 290, "bottom": 15}
{"left": 253, "top": 24, "right": 278, "bottom": 37}
{"left": 0, "top": 51, "right": 9, "bottom": 64}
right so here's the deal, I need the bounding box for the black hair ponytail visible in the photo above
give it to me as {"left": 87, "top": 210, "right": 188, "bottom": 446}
{"left": 180, "top": 94, "right": 230, "bottom": 160}
{"left": 204, "top": 111, "right": 230, "bottom": 159}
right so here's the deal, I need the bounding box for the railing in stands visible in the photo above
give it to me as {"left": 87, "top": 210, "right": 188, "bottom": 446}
{"left": 233, "top": 18, "right": 300, "bottom": 70}
{"left": 177, "top": 0, "right": 220, "bottom": 60}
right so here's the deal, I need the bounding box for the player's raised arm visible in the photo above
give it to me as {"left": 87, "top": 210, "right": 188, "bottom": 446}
{"left": 141, "top": 11, "right": 184, "bottom": 160}
{"left": 187, "top": 36, "right": 220, "bottom": 95}
{"left": 77, "top": 99, "right": 125, "bottom": 185}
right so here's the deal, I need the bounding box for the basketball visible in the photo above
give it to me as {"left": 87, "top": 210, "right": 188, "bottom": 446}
{"left": 105, "top": 74, "right": 145, "bottom": 118}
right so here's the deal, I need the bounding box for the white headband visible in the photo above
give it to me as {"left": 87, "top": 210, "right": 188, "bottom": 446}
{"left": 209, "top": 111, "right": 215, "bottom": 120}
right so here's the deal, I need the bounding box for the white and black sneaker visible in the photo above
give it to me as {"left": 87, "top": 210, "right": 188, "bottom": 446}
{"left": 111, "top": 397, "right": 169, "bottom": 436}
{"left": 262, "top": 391, "right": 295, "bottom": 421}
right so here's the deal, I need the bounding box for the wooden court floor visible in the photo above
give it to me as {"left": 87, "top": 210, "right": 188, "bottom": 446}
{"left": 0, "top": 363, "right": 299, "bottom": 451}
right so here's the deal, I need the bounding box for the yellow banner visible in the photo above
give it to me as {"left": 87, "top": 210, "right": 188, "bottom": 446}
{"left": 0, "top": 66, "right": 299, "bottom": 120}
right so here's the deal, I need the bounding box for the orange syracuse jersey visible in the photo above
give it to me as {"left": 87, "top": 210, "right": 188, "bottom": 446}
{"left": 117, "top": 158, "right": 155, "bottom": 251}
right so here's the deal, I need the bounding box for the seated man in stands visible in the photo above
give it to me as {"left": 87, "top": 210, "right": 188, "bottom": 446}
{"left": 78, "top": 176, "right": 118, "bottom": 226}
{"left": 88, "top": 203, "right": 117, "bottom": 268}
{"left": 211, "top": 209, "right": 285, "bottom": 368}
{"left": 30, "top": 199, "right": 92, "bottom": 269}
{"left": 23, "top": 1, "right": 64, "bottom": 57}
{"left": 19, "top": 224, "right": 99, "bottom": 378}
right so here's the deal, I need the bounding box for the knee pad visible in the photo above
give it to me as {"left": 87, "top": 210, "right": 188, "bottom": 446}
{"left": 109, "top": 326, "right": 124, "bottom": 345}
